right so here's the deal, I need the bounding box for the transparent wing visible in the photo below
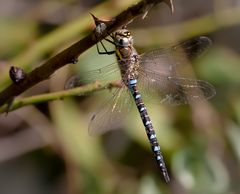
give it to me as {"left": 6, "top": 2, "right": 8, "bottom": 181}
{"left": 139, "top": 36, "right": 212, "bottom": 76}
{"left": 88, "top": 85, "right": 133, "bottom": 136}
{"left": 137, "top": 36, "right": 215, "bottom": 105}
{"left": 137, "top": 70, "right": 216, "bottom": 105}
{"left": 65, "top": 61, "right": 120, "bottom": 89}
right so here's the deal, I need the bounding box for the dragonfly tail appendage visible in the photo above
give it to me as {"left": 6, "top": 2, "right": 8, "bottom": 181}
{"left": 149, "top": 131, "right": 170, "bottom": 183}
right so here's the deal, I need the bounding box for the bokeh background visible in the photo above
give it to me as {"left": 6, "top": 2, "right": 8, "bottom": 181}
{"left": 0, "top": 0, "right": 240, "bottom": 194}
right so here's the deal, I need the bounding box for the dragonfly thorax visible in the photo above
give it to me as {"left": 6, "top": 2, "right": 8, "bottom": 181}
{"left": 117, "top": 51, "right": 140, "bottom": 85}
{"left": 113, "top": 29, "right": 140, "bottom": 85}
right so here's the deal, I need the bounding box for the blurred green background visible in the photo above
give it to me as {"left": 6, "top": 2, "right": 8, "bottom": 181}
{"left": 0, "top": 0, "right": 240, "bottom": 194}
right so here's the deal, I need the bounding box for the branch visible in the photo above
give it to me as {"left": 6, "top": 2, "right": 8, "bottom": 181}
{"left": 0, "top": 81, "right": 121, "bottom": 114}
{"left": 0, "top": 0, "right": 141, "bottom": 89}
{"left": 0, "top": 0, "right": 173, "bottom": 107}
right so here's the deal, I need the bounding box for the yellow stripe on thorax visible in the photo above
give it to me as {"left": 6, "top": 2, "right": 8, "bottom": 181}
{"left": 115, "top": 48, "right": 123, "bottom": 60}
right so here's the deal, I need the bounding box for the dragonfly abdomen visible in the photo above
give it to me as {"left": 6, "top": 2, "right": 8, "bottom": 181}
{"left": 128, "top": 79, "right": 170, "bottom": 182}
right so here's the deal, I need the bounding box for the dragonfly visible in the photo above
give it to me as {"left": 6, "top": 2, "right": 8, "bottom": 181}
{"left": 65, "top": 27, "right": 216, "bottom": 183}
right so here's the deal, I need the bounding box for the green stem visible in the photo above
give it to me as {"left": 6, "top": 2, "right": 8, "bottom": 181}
{"left": 0, "top": 81, "right": 119, "bottom": 114}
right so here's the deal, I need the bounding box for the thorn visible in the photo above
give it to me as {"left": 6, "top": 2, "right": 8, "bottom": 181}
{"left": 89, "top": 13, "right": 101, "bottom": 26}
{"left": 90, "top": 13, "right": 107, "bottom": 36}
{"left": 89, "top": 13, "right": 115, "bottom": 36}
{"left": 163, "top": 0, "right": 174, "bottom": 13}
{"left": 90, "top": 13, "right": 112, "bottom": 27}
{"left": 5, "top": 97, "right": 15, "bottom": 116}
{"left": 142, "top": 10, "right": 149, "bottom": 19}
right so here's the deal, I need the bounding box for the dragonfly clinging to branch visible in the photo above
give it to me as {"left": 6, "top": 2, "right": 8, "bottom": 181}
{"left": 65, "top": 26, "right": 216, "bottom": 182}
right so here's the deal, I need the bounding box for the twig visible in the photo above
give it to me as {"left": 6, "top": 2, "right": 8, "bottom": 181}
{"left": 0, "top": 81, "right": 120, "bottom": 114}
{"left": 0, "top": 0, "right": 173, "bottom": 108}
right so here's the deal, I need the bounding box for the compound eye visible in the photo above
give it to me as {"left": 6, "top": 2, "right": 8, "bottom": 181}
{"left": 124, "top": 30, "right": 130, "bottom": 36}
{"left": 119, "top": 37, "right": 129, "bottom": 46}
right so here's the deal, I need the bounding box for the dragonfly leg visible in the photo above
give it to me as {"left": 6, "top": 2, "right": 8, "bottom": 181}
{"left": 96, "top": 40, "right": 115, "bottom": 55}
{"left": 96, "top": 31, "right": 116, "bottom": 55}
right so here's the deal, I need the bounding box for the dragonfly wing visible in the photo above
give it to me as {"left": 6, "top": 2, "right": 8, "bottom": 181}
{"left": 139, "top": 36, "right": 212, "bottom": 76}
{"left": 65, "top": 61, "right": 120, "bottom": 89}
{"left": 137, "top": 36, "right": 215, "bottom": 105}
{"left": 138, "top": 70, "right": 216, "bottom": 105}
{"left": 88, "top": 86, "right": 133, "bottom": 136}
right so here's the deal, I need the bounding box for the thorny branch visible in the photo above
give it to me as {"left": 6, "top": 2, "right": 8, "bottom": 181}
{"left": 0, "top": 0, "right": 173, "bottom": 108}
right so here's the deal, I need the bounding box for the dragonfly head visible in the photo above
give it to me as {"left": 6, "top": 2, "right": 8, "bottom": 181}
{"left": 113, "top": 29, "right": 133, "bottom": 47}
